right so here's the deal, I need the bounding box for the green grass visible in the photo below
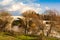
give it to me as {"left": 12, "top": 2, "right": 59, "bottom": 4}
{"left": 0, "top": 32, "right": 60, "bottom": 40}
{"left": 0, "top": 32, "right": 16, "bottom": 40}
{"left": 0, "top": 32, "right": 37, "bottom": 40}
{"left": 15, "top": 35, "right": 37, "bottom": 40}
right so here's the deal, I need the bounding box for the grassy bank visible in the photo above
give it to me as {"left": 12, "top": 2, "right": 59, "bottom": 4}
{"left": 0, "top": 32, "right": 60, "bottom": 40}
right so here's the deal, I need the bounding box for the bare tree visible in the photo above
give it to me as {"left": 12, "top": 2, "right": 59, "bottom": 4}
{"left": 22, "top": 10, "right": 42, "bottom": 35}
{"left": 43, "top": 10, "right": 57, "bottom": 36}
{"left": 0, "top": 11, "right": 12, "bottom": 31}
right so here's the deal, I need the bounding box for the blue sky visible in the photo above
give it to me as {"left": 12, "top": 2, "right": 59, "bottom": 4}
{"left": 37, "top": 0, "right": 60, "bottom": 3}
{"left": 0, "top": 0, "right": 60, "bottom": 16}
{"left": 38, "top": 0, "right": 60, "bottom": 11}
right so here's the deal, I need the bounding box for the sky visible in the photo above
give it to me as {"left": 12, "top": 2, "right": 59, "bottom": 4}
{"left": 0, "top": 0, "right": 60, "bottom": 16}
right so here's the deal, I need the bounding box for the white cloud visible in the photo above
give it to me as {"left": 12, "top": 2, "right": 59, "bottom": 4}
{"left": 7, "top": 2, "right": 42, "bottom": 13}
{"left": 0, "top": 0, "right": 13, "bottom": 5}
{"left": 0, "top": 0, "right": 42, "bottom": 14}
{"left": 17, "top": 0, "right": 37, "bottom": 3}
{"left": 45, "top": 6, "right": 50, "bottom": 10}
{"left": 8, "top": 4, "right": 20, "bottom": 11}
{"left": 7, "top": 3, "right": 25, "bottom": 11}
